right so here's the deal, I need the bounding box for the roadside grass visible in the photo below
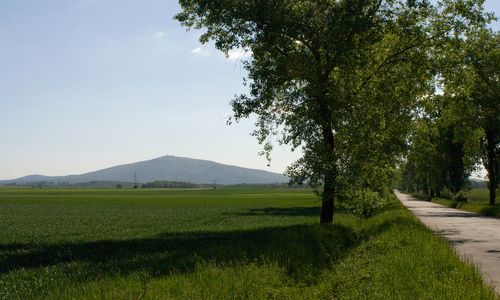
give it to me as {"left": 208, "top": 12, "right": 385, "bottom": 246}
{"left": 0, "top": 188, "right": 496, "bottom": 299}
{"left": 430, "top": 188, "right": 500, "bottom": 218}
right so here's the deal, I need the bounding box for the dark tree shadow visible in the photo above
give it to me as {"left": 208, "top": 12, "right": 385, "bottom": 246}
{"left": 232, "top": 206, "right": 321, "bottom": 216}
{"left": 423, "top": 211, "right": 477, "bottom": 218}
{"left": 486, "top": 250, "right": 500, "bottom": 253}
{"left": 0, "top": 212, "right": 416, "bottom": 286}
{"left": 0, "top": 224, "right": 355, "bottom": 283}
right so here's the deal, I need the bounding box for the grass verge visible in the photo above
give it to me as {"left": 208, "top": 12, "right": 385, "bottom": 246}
{"left": 431, "top": 197, "right": 500, "bottom": 218}
{"left": 415, "top": 188, "right": 500, "bottom": 218}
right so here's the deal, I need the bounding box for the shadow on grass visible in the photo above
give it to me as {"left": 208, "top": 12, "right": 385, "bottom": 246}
{"left": 231, "top": 203, "right": 400, "bottom": 218}
{"left": 232, "top": 206, "right": 321, "bottom": 216}
{"left": 0, "top": 224, "right": 355, "bottom": 283}
{"left": 0, "top": 212, "right": 416, "bottom": 285}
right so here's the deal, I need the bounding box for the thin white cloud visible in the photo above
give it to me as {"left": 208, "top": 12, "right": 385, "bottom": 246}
{"left": 227, "top": 48, "right": 252, "bottom": 61}
{"left": 191, "top": 47, "right": 209, "bottom": 56}
{"left": 155, "top": 31, "right": 165, "bottom": 38}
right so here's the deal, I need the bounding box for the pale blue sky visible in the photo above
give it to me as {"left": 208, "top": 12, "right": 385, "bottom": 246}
{"left": 0, "top": 1, "right": 498, "bottom": 180}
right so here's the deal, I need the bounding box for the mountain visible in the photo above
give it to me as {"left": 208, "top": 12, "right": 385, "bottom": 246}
{"left": 468, "top": 178, "right": 486, "bottom": 189}
{"left": 0, "top": 156, "right": 289, "bottom": 185}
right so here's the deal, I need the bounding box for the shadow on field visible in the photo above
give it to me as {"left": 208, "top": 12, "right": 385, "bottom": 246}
{"left": 233, "top": 206, "right": 321, "bottom": 216}
{"left": 0, "top": 215, "right": 414, "bottom": 284}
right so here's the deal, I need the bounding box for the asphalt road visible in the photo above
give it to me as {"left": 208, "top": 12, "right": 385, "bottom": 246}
{"left": 395, "top": 190, "right": 500, "bottom": 295}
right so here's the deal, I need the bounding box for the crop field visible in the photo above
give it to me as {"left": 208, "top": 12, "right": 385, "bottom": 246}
{"left": 0, "top": 187, "right": 497, "bottom": 299}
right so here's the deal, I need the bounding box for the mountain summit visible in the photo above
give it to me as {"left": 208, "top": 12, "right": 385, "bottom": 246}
{"left": 2, "top": 156, "right": 289, "bottom": 185}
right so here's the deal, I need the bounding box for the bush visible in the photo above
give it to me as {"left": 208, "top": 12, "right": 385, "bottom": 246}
{"left": 440, "top": 187, "right": 453, "bottom": 200}
{"left": 452, "top": 191, "right": 468, "bottom": 202}
{"left": 343, "top": 189, "right": 388, "bottom": 218}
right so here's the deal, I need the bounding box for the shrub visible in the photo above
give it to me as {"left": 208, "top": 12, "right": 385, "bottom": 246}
{"left": 343, "top": 189, "right": 388, "bottom": 218}
{"left": 440, "top": 187, "right": 453, "bottom": 200}
{"left": 452, "top": 191, "right": 468, "bottom": 202}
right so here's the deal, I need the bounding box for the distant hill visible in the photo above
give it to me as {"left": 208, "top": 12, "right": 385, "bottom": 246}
{"left": 468, "top": 178, "right": 486, "bottom": 189}
{"left": 0, "top": 156, "right": 289, "bottom": 185}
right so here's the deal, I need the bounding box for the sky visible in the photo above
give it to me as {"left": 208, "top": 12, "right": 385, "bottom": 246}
{"left": 0, "top": 0, "right": 498, "bottom": 180}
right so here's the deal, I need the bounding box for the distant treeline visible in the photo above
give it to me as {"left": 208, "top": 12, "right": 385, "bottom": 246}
{"left": 140, "top": 181, "right": 315, "bottom": 189}
{"left": 225, "top": 183, "right": 313, "bottom": 189}
{"left": 141, "top": 181, "right": 210, "bottom": 189}
{"left": 3, "top": 181, "right": 136, "bottom": 188}
{"left": 2, "top": 180, "right": 314, "bottom": 189}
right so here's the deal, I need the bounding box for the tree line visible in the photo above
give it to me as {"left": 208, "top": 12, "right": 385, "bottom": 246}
{"left": 141, "top": 180, "right": 211, "bottom": 189}
{"left": 399, "top": 28, "right": 499, "bottom": 205}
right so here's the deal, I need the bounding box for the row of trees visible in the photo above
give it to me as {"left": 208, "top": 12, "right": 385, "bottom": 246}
{"left": 400, "top": 28, "right": 499, "bottom": 205}
{"left": 176, "top": 0, "right": 498, "bottom": 222}
{"left": 141, "top": 180, "right": 209, "bottom": 189}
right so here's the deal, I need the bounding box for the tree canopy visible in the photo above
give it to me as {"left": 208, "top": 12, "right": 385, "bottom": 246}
{"left": 439, "top": 28, "right": 499, "bottom": 204}
{"left": 176, "top": 0, "right": 492, "bottom": 222}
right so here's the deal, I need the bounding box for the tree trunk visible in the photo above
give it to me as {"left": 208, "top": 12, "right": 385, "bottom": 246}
{"left": 447, "top": 126, "right": 465, "bottom": 194}
{"left": 321, "top": 170, "right": 335, "bottom": 223}
{"left": 483, "top": 128, "right": 498, "bottom": 206}
{"left": 489, "top": 178, "right": 496, "bottom": 206}
{"left": 486, "top": 148, "right": 497, "bottom": 206}
{"left": 319, "top": 101, "right": 336, "bottom": 224}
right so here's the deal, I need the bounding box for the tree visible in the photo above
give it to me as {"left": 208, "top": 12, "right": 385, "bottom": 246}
{"left": 467, "top": 30, "right": 499, "bottom": 205}
{"left": 176, "top": 0, "right": 483, "bottom": 223}
{"left": 399, "top": 94, "right": 482, "bottom": 197}
{"left": 438, "top": 28, "right": 499, "bottom": 204}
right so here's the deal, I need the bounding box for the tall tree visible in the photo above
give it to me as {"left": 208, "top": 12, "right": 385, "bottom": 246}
{"left": 468, "top": 30, "right": 499, "bottom": 205}
{"left": 176, "top": 0, "right": 484, "bottom": 223}
{"left": 401, "top": 94, "right": 481, "bottom": 197}
{"left": 439, "top": 28, "right": 499, "bottom": 204}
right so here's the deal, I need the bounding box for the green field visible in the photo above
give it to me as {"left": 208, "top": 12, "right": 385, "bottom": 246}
{"left": 0, "top": 188, "right": 496, "bottom": 299}
{"left": 431, "top": 188, "right": 500, "bottom": 218}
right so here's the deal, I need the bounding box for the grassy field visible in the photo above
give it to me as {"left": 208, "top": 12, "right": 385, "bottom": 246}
{"left": 0, "top": 187, "right": 497, "bottom": 299}
{"left": 431, "top": 188, "right": 500, "bottom": 218}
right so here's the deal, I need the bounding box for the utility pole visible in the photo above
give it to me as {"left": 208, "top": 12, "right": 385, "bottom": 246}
{"left": 134, "top": 173, "right": 138, "bottom": 189}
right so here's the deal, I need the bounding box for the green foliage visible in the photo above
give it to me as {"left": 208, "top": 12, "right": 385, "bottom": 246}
{"left": 434, "top": 24, "right": 499, "bottom": 204}
{"left": 0, "top": 188, "right": 496, "bottom": 299}
{"left": 452, "top": 191, "right": 469, "bottom": 202}
{"left": 440, "top": 187, "right": 453, "bottom": 200}
{"left": 399, "top": 93, "right": 483, "bottom": 197}
{"left": 396, "top": 1, "right": 498, "bottom": 204}
{"left": 175, "top": 0, "right": 482, "bottom": 222}
{"left": 340, "top": 189, "right": 388, "bottom": 218}
{"left": 141, "top": 180, "right": 207, "bottom": 189}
